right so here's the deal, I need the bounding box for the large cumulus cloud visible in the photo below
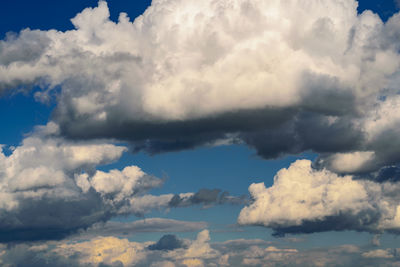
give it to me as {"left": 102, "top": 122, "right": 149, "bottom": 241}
{"left": 0, "top": 125, "right": 163, "bottom": 242}
{"left": 238, "top": 160, "right": 400, "bottom": 235}
{"left": 1, "top": 0, "right": 400, "bottom": 175}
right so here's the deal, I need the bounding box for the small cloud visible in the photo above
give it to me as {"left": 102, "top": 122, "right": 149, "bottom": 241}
{"left": 362, "top": 249, "right": 394, "bottom": 259}
{"left": 148, "top": 235, "right": 185, "bottom": 251}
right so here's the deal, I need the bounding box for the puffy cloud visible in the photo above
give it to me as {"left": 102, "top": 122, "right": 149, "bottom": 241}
{"left": 89, "top": 166, "right": 162, "bottom": 203}
{"left": 0, "top": 229, "right": 219, "bottom": 267}
{"left": 0, "top": 124, "right": 168, "bottom": 241}
{"left": 1, "top": 0, "right": 400, "bottom": 174}
{"left": 54, "top": 236, "right": 148, "bottom": 266}
{"left": 0, "top": 123, "right": 245, "bottom": 242}
{"left": 166, "top": 230, "right": 221, "bottom": 266}
{"left": 238, "top": 160, "right": 400, "bottom": 235}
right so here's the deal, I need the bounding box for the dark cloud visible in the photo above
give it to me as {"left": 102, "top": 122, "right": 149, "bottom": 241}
{"left": 169, "top": 188, "right": 249, "bottom": 208}
{"left": 147, "top": 234, "right": 185, "bottom": 251}
{"left": 0, "top": 244, "right": 83, "bottom": 267}
{"left": 375, "top": 166, "right": 400, "bottom": 183}
{"left": 54, "top": 107, "right": 294, "bottom": 155}
{"left": 0, "top": 192, "right": 113, "bottom": 242}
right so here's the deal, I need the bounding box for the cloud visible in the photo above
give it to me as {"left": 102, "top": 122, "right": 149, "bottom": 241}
{"left": 166, "top": 229, "right": 221, "bottom": 266}
{"left": 148, "top": 234, "right": 185, "bottom": 251}
{"left": 54, "top": 236, "right": 148, "bottom": 266}
{"left": 118, "top": 189, "right": 248, "bottom": 217}
{"left": 362, "top": 249, "right": 394, "bottom": 259}
{"left": 0, "top": 123, "right": 244, "bottom": 242}
{"left": 169, "top": 188, "right": 249, "bottom": 208}
{"left": 1, "top": 0, "right": 400, "bottom": 176}
{"left": 238, "top": 160, "right": 400, "bottom": 235}
{"left": 1, "top": 230, "right": 400, "bottom": 267}
{"left": 0, "top": 124, "right": 169, "bottom": 242}
{"left": 40, "top": 229, "right": 219, "bottom": 267}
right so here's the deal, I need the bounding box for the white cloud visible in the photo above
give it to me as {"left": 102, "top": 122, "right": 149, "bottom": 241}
{"left": 167, "top": 230, "right": 220, "bottom": 266}
{"left": 0, "top": 134, "right": 127, "bottom": 208}
{"left": 362, "top": 249, "right": 394, "bottom": 259}
{"left": 3, "top": 0, "right": 377, "bottom": 118}
{"left": 238, "top": 160, "right": 400, "bottom": 234}
{"left": 52, "top": 229, "right": 220, "bottom": 267}
{"left": 90, "top": 166, "right": 162, "bottom": 202}
{"left": 55, "top": 236, "right": 148, "bottom": 266}
{"left": 320, "top": 151, "right": 376, "bottom": 173}
{"left": 0, "top": 126, "right": 170, "bottom": 241}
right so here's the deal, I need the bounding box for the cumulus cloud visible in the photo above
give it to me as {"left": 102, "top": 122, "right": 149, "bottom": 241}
{"left": 50, "top": 229, "right": 219, "bottom": 267}
{"left": 0, "top": 123, "right": 245, "bottom": 242}
{"left": 0, "top": 133, "right": 132, "bottom": 241}
{"left": 0, "top": 123, "right": 170, "bottom": 242}
{"left": 165, "top": 229, "right": 221, "bottom": 267}
{"left": 1, "top": 0, "right": 400, "bottom": 175}
{"left": 55, "top": 236, "right": 149, "bottom": 266}
{"left": 238, "top": 160, "right": 400, "bottom": 235}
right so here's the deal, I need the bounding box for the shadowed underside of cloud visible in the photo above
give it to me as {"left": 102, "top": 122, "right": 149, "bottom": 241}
{"left": 1, "top": 0, "right": 400, "bottom": 176}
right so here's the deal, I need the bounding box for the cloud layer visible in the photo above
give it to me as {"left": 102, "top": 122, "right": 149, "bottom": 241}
{"left": 1, "top": 229, "right": 400, "bottom": 267}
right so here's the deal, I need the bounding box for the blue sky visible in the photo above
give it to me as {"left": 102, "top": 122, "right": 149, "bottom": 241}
{"left": 1, "top": 0, "right": 400, "bottom": 266}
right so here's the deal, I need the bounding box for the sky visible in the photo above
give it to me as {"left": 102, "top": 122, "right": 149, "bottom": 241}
{"left": 1, "top": 0, "right": 400, "bottom": 266}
